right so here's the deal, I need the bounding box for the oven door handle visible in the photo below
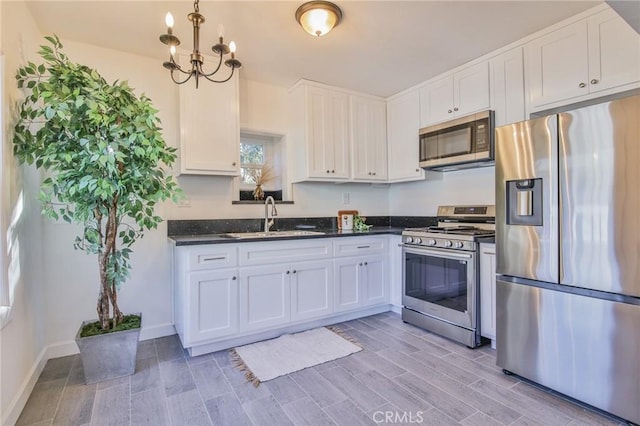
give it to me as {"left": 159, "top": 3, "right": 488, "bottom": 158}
{"left": 399, "top": 244, "right": 474, "bottom": 260}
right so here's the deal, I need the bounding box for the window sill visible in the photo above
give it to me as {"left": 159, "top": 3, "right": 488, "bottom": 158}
{"left": 232, "top": 200, "right": 294, "bottom": 205}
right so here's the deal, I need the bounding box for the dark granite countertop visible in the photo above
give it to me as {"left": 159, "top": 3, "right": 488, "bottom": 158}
{"left": 169, "top": 226, "right": 405, "bottom": 246}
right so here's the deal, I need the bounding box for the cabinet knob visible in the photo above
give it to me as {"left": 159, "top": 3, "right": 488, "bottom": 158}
{"left": 326, "top": 170, "right": 330, "bottom": 173}
{"left": 368, "top": 172, "right": 372, "bottom": 175}
{"left": 579, "top": 82, "right": 586, "bottom": 88}
{"left": 331, "top": 170, "right": 335, "bottom": 173}
{"left": 292, "top": 270, "right": 297, "bottom": 274}
{"left": 286, "top": 270, "right": 290, "bottom": 274}
{"left": 372, "top": 172, "right": 376, "bottom": 176}
{"left": 447, "top": 109, "right": 453, "bottom": 113}
{"left": 232, "top": 162, "right": 237, "bottom": 166}
{"left": 232, "top": 276, "right": 236, "bottom": 280}
{"left": 453, "top": 107, "right": 459, "bottom": 112}
{"left": 359, "top": 263, "right": 363, "bottom": 266}
{"left": 364, "top": 262, "right": 368, "bottom": 266}
{"left": 416, "top": 168, "right": 420, "bottom": 172}
{"left": 590, "top": 79, "right": 599, "bottom": 84}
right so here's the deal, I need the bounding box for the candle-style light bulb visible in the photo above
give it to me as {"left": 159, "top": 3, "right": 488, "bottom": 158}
{"left": 165, "top": 12, "right": 174, "bottom": 29}
{"left": 218, "top": 24, "right": 225, "bottom": 38}
{"left": 170, "top": 45, "right": 176, "bottom": 57}
{"left": 229, "top": 41, "right": 237, "bottom": 59}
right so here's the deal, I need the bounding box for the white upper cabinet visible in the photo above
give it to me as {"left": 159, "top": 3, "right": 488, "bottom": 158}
{"left": 288, "top": 83, "right": 350, "bottom": 182}
{"left": 587, "top": 9, "right": 640, "bottom": 94}
{"left": 351, "top": 95, "right": 388, "bottom": 181}
{"left": 526, "top": 8, "right": 640, "bottom": 110}
{"left": 419, "top": 61, "right": 490, "bottom": 127}
{"left": 386, "top": 89, "right": 424, "bottom": 182}
{"left": 288, "top": 81, "right": 387, "bottom": 183}
{"left": 177, "top": 54, "right": 240, "bottom": 176}
{"left": 490, "top": 47, "right": 525, "bottom": 127}
{"left": 307, "top": 86, "right": 350, "bottom": 180}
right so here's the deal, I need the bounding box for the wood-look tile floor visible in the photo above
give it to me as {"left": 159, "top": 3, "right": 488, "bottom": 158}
{"left": 17, "top": 312, "right": 624, "bottom": 426}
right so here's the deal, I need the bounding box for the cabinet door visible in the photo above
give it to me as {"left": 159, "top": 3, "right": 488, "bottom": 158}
{"left": 479, "top": 244, "right": 496, "bottom": 340}
{"left": 333, "top": 258, "right": 363, "bottom": 312}
{"left": 361, "top": 255, "right": 388, "bottom": 307}
{"left": 290, "top": 260, "right": 334, "bottom": 321}
{"left": 419, "top": 76, "right": 454, "bottom": 126}
{"left": 178, "top": 55, "right": 240, "bottom": 175}
{"left": 386, "top": 90, "right": 424, "bottom": 182}
{"left": 351, "top": 96, "right": 388, "bottom": 181}
{"left": 307, "top": 86, "right": 350, "bottom": 180}
{"left": 188, "top": 269, "right": 239, "bottom": 343}
{"left": 491, "top": 47, "right": 525, "bottom": 127}
{"left": 454, "top": 62, "right": 490, "bottom": 117}
{"left": 587, "top": 9, "right": 640, "bottom": 94}
{"left": 239, "top": 265, "right": 290, "bottom": 332}
{"left": 526, "top": 21, "right": 590, "bottom": 108}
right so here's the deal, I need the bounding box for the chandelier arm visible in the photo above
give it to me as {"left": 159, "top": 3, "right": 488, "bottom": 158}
{"left": 172, "top": 62, "right": 193, "bottom": 75}
{"left": 201, "top": 66, "right": 236, "bottom": 84}
{"left": 200, "top": 53, "right": 224, "bottom": 77}
{"left": 170, "top": 69, "right": 195, "bottom": 85}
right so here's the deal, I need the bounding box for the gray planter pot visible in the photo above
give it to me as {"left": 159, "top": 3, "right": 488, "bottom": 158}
{"left": 75, "top": 314, "right": 141, "bottom": 384}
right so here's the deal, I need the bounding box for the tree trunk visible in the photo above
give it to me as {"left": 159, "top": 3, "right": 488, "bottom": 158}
{"left": 97, "top": 199, "right": 120, "bottom": 330}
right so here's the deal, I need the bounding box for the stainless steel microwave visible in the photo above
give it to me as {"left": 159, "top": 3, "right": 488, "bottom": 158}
{"left": 419, "top": 110, "right": 495, "bottom": 171}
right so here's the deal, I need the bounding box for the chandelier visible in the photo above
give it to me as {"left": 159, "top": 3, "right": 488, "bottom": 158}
{"left": 159, "top": 0, "right": 241, "bottom": 88}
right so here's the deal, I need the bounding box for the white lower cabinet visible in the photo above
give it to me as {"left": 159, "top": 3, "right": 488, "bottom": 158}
{"left": 174, "top": 236, "right": 390, "bottom": 355}
{"left": 239, "top": 264, "right": 291, "bottom": 332}
{"left": 188, "top": 269, "right": 239, "bottom": 343}
{"left": 334, "top": 255, "right": 388, "bottom": 312}
{"left": 479, "top": 243, "right": 497, "bottom": 346}
{"left": 239, "top": 259, "right": 334, "bottom": 332}
{"left": 290, "top": 260, "right": 334, "bottom": 321}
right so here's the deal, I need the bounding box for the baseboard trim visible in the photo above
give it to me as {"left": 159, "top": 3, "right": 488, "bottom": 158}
{"left": 2, "top": 323, "right": 176, "bottom": 426}
{"left": 2, "top": 347, "right": 48, "bottom": 426}
{"left": 139, "top": 322, "right": 176, "bottom": 341}
{"left": 389, "top": 304, "right": 402, "bottom": 314}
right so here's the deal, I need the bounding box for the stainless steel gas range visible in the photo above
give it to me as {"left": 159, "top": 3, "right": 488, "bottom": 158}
{"left": 401, "top": 205, "right": 495, "bottom": 348}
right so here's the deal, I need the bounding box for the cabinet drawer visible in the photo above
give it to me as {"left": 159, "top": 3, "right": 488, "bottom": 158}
{"left": 187, "top": 246, "right": 238, "bottom": 271}
{"left": 334, "top": 237, "right": 387, "bottom": 256}
{"left": 239, "top": 240, "right": 333, "bottom": 266}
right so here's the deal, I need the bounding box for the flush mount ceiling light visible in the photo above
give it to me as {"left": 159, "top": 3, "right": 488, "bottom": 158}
{"left": 159, "top": 0, "right": 241, "bottom": 88}
{"left": 295, "top": 1, "right": 343, "bottom": 37}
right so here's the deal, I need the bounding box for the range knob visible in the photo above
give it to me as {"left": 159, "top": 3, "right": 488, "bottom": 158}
{"left": 406, "top": 237, "right": 413, "bottom": 243}
{"left": 444, "top": 240, "right": 453, "bottom": 248}
{"left": 414, "top": 238, "right": 422, "bottom": 244}
{"left": 427, "top": 239, "right": 437, "bottom": 246}
{"left": 453, "top": 241, "right": 464, "bottom": 249}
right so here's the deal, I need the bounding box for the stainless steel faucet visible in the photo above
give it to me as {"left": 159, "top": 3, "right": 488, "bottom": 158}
{"left": 264, "top": 196, "right": 278, "bottom": 232}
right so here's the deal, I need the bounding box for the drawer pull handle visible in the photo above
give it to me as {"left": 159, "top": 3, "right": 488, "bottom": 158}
{"left": 232, "top": 276, "right": 237, "bottom": 280}
{"left": 357, "top": 245, "right": 371, "bottom": 249}
{"left": 202, "top": 256, "right": 226, "bottom": 262}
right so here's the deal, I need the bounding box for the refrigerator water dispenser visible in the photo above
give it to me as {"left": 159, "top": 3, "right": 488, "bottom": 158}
{"left": 506, "top": 178, "right": 543, "bottom": 226}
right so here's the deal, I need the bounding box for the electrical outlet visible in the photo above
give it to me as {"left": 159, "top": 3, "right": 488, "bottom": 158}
{"left": 178, "top": 198, "right": 191, "bottom": 208}
{"left": 342, "top": 192, "right": 350, "bottom": 205}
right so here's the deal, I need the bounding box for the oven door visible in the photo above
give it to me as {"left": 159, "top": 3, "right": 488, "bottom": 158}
{"left": 402, "top": 245, "right": 477, "bottom": 329}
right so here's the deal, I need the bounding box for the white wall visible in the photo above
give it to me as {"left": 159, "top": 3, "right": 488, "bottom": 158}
{"left": 0, "top": 2, "right": 48, "bottom": 424}
{"left": 389, "top": 167, "right": 496, "bottom": 216}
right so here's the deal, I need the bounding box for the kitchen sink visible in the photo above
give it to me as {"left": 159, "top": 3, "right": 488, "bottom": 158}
{"left": 223, "top": 230, "right": 325, "bottom": 239}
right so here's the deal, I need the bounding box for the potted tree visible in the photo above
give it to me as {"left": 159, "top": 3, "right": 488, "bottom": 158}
{"left": 13, "top": 36, "right": 182, "bottom": 383}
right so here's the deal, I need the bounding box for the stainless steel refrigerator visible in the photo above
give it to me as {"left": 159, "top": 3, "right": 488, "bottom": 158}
{"left": 495, "top": 94, "right": 640, "bottom": 424}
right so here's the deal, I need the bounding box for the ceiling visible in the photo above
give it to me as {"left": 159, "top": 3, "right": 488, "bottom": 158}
{"left": 25, "top": 1, "right": 602, "bottom": 97}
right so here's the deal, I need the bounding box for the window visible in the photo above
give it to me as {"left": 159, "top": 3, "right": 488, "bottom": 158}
{"left": 237, "top": 133, "right": 285, "bottom": 202}
{"left": 240, "top": 142, "right": 266, "bottom": 186}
